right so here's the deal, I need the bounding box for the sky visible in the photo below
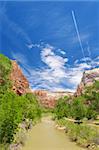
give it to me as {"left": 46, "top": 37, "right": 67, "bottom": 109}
{"left": 0, "top": 1, "right": 99, "bottom": 92}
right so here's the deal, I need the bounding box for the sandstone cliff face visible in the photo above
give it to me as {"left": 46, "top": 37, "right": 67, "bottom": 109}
{"left": 32, "top": 90, "right": 73, "bottom": 108}
{"left": 32, "top": 90, "right": 57, "bottom": 108}
{"left": 75, "top": 68, "right": 99, "bottom": 96}
{"left": 10, "top": 61, "right": 30, "bottom": 95}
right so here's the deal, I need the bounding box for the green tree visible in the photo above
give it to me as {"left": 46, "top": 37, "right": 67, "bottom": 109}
{"left": 54, "top": 97, "right": 70, "bottom": 119}
{"left": 71, "top": 97, "right": 86, "bottom": 120}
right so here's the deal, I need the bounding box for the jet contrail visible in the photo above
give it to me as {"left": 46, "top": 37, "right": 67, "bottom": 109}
{"left": 71, "top": 10, "right": 85, "bottom": 59}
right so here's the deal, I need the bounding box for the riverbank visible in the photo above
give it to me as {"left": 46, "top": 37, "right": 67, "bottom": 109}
{"left": 55, "top": 118, "right": 99, "bottom": 150}
{"left": 22, "top": 116, "right": 85, "bottom": 150}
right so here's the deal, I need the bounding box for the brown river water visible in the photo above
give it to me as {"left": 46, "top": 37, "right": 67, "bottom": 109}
{"left": 22, "top": 116, "right": 85, "bottom": 150}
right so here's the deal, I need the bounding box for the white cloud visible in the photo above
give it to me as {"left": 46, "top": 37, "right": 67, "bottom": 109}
{"left": 81, "top": 57, "right": 91, "bottom": 62}
{"left": 41, "top": 44, "right": 68, "bottom": 70}
{"left": 74, "top": 56, "right": 99, "bottom": 69}
{"left": 76, "top": 63, "right": 91, "bottom": 69}
{"left": 67, "top": 68, "right": 83, "bottom": 87}
{"left": 11, "top": 52, "right": 28, "bottom": 65}
{"left": 26, "top": 65, "right": 83, "bottom": 92}
{"left": 58, "top": 49, "right": 66, "bottom": 55}
{"left": 95, "top": 56, "right": 99, "bottom": 61}
{"left": 25, "top": 44, "right": 84, "bottom": 92}
{"left": 26, "top": 43, "right": 40, "bottom": 49}
{"left": 13, "top": 43, "right": 99, "bottom": 92}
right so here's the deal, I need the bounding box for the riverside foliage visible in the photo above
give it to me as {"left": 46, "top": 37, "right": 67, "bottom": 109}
{"left": 0, "top": 54, "right": 42, "bottom": 146}
{"left": 54, "top": 78, "right": 99, "bottom": 149}
{"left": 54, "top": 81, "right": 99, "bottom": 120}
{"left": 56, "top": 119, "right": 99, "bottom": 149}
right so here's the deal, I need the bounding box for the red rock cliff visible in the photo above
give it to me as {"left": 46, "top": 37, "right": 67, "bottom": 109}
{"left": 32, "top": 90, "right": 73, "bottom": 108}
{"left": 10, "top": 61, "right": 30, "bottom": 95}
{"left": 75, "top": 68, "right": 99, "bottom": 96}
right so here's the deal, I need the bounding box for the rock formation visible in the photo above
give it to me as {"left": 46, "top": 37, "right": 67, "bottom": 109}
{"left": 32, "top": 90, "right": 73, "bottom": 108}
{"left": 9, "top": 60, "right": 99, "bottom": 108}
{"left": 10, "top": 61, "right": 30, "bottom": 95}
{"left": 75, "top": 68, "right": 99, "bottom": 96}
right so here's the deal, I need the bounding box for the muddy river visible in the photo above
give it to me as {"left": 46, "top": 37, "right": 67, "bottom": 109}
{"left": 22, "top": 116, "right": 85, "bottom": 150}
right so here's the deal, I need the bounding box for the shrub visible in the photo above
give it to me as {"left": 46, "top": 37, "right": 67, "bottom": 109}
{"left": 0, "top": 92, "right": 42, "bottom": 145}
{"left": 93, "top": 80, "right": 99, "bottom": 90}
{"left": 0, "top": 92, "right": 22, "bottom": 143}
{"left": 54, "top": 97, "right": 70, "bottom": 119}
{"left": 0, "top": 54, "right": 12, "bottom": 91}
{"left": 86, "top": 107, "right": 97, "bottom": 120}
{"left": 70, "top": 97, "right": 86, "bottom": 120}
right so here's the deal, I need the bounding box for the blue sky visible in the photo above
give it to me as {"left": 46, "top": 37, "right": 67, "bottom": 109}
{"left": 0, "top": 1, "right": 99, "bottom": 92}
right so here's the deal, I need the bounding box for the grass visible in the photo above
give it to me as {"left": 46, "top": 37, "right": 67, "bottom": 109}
{"left": 56, "top": 118, "right": 99, "bottom": 150}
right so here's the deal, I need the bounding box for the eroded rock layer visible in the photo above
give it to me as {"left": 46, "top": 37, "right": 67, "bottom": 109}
{"left": 10, "top": 61, "right": 30, "bottom": 95}
{"left": 32, "top": 90, "right": 73, "bottom": 108}
{"left": 75, "top": 68, "right": 99, "bottom": 96}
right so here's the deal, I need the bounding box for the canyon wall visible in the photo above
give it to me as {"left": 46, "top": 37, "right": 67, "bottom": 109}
{"left": 10, "top": 61, "right": 30, "bottom": 95}
{"left": 75, "top": 68, "right": 99, "bottom": 96}
{"left": 32, "top": 90, "right": 73, "bottom": 108}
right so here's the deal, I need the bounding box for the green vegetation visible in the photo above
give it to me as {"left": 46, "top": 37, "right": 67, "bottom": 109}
{"left": 0, "top": 54, "right": 42, "bottom": 148}
{"left": 54, "top": 81, "right": 99, "bottom": 120}
{"left": 41, "top": 107, "right": 54, "bottom": 117}
{"left": 56, "top": 119, "right": 99, "bottom": 149}
{"left": 0, "top": 54, "right": 12, "bottom": 93}
{"left": 0, "top": 92, "right": 41, "bottom": 144}
{"left": 54, "top": 96, "right": 71, "bottom": 119}
{"left": 54, "top": 80, "right": 99, "bottom": 149}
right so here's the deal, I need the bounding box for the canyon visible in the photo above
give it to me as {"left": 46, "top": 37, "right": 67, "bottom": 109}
{"left": 10, "top": 61, "right": 99, "bottom": 108}
{"left": 32, "top": 90, "right": 73, "bottom": 108}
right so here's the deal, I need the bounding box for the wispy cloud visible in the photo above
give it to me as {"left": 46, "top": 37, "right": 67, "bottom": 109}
{"left": 11, "top": 52, "right": 28, "bottom": 65}
{"left": 0, "top": 4, "right": 31, "bottom": 46}
{"left": 75, "top": 57, "right": 99, "bottom": 69}
{"left": 58, "top": 49, "right": 66, "bottom": 55}
{"left": 12, "top": 43, "right": 99, "bottom": 92}
{"left": 72, "top": 33, "right": 90, "bottom": 45}
{"left": 86, "top": 42, "right": 91, "bottom": 58}
{"left": 26, "top": 43, "right": 40, "bottom": 49}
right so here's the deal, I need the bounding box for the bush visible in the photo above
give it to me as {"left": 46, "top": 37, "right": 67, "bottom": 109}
{"left": 0, "top": 54, "right": 12, "bottom": 91}
{"left": 23, "top": 93, "right": 42, "bottom": 121}
{"left": 93, "top": 80, "right": 99, "bottom": 90}
{"left": 54, "top": 97, "right": 70, "bottom": 119}
{"left": 71, "top": 97, "right": 86, "bottom": 120}
{"left": 0, "top": 92, "right": 22, "bottom": 144}
{"left": 0, "top": 92, "right": 42, "bottom": 144}
{"left": 54, "top": 91, "right": 99, "bottom": 120}
{"left": 86, "top": 107, "right": 97, "bottom": 120}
